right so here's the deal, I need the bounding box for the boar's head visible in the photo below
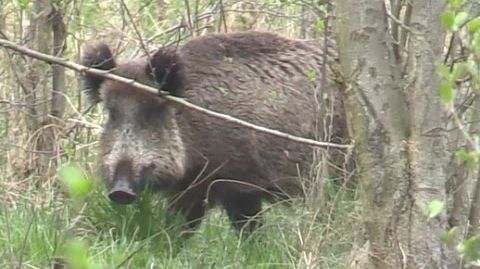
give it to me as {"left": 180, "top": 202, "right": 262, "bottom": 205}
{"left": 80, "top": 42, "right": 187, "bottom": 204}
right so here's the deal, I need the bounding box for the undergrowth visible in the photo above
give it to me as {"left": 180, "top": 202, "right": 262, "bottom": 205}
{"left": 0, "top": 165, "right": 359, "bottom": 269}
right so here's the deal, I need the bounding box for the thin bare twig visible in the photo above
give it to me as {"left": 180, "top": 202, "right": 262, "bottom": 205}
{"left": 399, "top": 2, "right": 412, "bottom": 50}
{"left": 390, "top": 0, "right": 402, "bottom": 61}
{"left": 385, "top": 8, "right": 415, "bottom": 33}
{"left": 444, "top": 34, "right": 456, "bottom": 65}
{"left": 119, "top": 0, "right": 150, "bottom": 57}
{"left": 0, "top": 38, "right": 352, "bottom": 150}
{"left": 219, "top": 0, "right": 228, "bottom": 32}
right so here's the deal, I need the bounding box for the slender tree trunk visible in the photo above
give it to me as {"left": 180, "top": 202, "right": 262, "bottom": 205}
{"left": 23, "top": 0, "right": 53, "bottom": 177}
{"left": 405, "top": 1, "right": 453, "bottom": 267}
{"left": 14, "top": 0, "right": 67, "bottom": 179}
{"left": 445, "top": 0, "right": 480, "bottom": 243}
{"left": 465, "top": 0, "right": 480, "bottom": 238}
{"left": 334, "top": 0, "right": 456, "bottom": 267}
{"left": 468, "top": 97, "right": 480, "bottom": 234}
{"left": 50, "top": 8, "right": 66, "bottom": 119}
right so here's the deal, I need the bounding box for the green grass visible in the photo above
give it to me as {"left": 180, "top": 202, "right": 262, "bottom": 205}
{"left": 0, "top": 169, "right": 358, "bottom": 269}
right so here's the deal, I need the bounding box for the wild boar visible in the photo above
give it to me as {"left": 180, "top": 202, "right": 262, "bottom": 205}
{"left": 80, "top": 31, "right": 347, "bottom": 233}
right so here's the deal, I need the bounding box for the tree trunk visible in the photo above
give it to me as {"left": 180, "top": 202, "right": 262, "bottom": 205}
{"left": 334, "top": 0, "right": 456, "bottom": 268}
{"left": 13, "top": 0, "right": 67, "bottom": 179}
{"left": 405, "top": 1, "right": 453, "bottom": 267}
{"left": 50, "top": 8, "right": 66, "bottom": 119}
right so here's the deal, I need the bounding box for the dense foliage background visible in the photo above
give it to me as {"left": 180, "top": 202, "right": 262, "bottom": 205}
{"left": 2, "top": 0, "right": 480, "bottom": 268}
{"left": 0, "top": 1, "right": 360, "bottom": 268}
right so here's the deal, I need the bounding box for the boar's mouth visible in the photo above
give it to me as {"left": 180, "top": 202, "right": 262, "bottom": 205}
{"left": 108, "top": 186, "right": 137, "bottom": 204}
{"left": 107, "top": 161, "right": 154, "bottom": 205}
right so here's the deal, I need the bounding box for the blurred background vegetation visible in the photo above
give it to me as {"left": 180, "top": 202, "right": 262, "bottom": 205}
{"left": 0, "top": 1, "right": 359, "bottom": 268}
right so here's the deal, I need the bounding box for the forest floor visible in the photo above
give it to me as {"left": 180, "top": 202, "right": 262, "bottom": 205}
{"left": 0, "top": 165, "right": 358, "bottom": 269}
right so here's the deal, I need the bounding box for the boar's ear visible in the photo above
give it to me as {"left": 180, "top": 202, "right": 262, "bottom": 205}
{"left": 146, "top": 48, "right": 185, "bottom": 97}
{"left": 80, "top": 41, "right": 116, "bottom": 103}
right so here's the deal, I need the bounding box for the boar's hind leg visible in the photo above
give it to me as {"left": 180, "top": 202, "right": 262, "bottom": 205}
{"left": 220, "top": 190, "right": 263, "bottom": 233}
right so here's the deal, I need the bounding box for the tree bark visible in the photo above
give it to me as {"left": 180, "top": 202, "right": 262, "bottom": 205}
{"left": 15, "top": 0, "right": 67, "bottom": 178}
{"left": 334, "top": 0, "right": 455, "bottom": 268}
{"left": 50, "top": 7, "right": 66, "bottom": 119}
{"left": 405, "top": 1, "right": 453, "bottom": 267}
{"left": 469, "top": 97, "right": 480, "bottom": 234}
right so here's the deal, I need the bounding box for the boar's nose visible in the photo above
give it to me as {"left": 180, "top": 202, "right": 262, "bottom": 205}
{"left": 108, "top": 159, "right": 137, "bottom": 204}
{"left": 108, "top": 180, "right": 137, "bottom": 204}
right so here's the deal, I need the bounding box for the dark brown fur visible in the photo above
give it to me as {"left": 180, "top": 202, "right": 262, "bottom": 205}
{"left": 80, "top": 31, "right": 347, "bottom": 232}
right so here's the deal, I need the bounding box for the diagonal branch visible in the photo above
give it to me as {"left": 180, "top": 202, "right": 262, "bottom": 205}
{"left": 0, "top": 38, "right": 352, "bottom": 150}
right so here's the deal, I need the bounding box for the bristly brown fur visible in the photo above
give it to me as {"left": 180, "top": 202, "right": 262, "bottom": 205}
{"left": 81, "top": 31, "right": 348, "bottom": 233}
{"left": 180, "top": 31, "right": 312, "bottom": 59}
{"left": 80, "top": 41, "right": 116, "bottom": 103}
{"left": 146, "top": 48, "right": 186, "bottom": 97}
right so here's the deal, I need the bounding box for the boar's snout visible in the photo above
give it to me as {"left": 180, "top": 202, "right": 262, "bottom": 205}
{"left": 107, "top": 159, "right": 152, "bottom": 205}
{"left": 108, "top": 179, "right": 137, "bottom": 204}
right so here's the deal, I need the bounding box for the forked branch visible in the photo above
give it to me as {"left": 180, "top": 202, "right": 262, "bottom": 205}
{"left": 0, "top": 38, "right": 353, "bottom": 150}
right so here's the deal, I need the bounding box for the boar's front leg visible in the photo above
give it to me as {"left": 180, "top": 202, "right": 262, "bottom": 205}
{"left": 219, "top": 189, "right": 263, "bottom": 233}
{"left": 166, "top": 184, "right": 207, "bottom": 235}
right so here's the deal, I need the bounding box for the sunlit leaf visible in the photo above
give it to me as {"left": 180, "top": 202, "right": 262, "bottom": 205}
{"left": 314, "top": 19, "right": 325, "bottom": 33}
{"left": 440, "top": 10, "right": 455, "bottom": 30}
{"left": 58, "top": 164, "right": 92, "bottom": 199}
{"left": 447, "top": 0, "right": 465, "bottom": 9}
{"left": 441, "top": 226, "right": 458, "bottom": 245}
{"left": 439, "top": 81, "right": 455, "bottom": 104}
{"left": 269, "top": 89, "right": 279, "bottom": 100}
{"left": 452, "top": 63, "right": 466, "bottom": 81}
{"left": 467, "top": 260, "right": 480, "bottom": 266}
{"left": 63, "top": 238, "right": 90, "bottom": 269}
{"left": 305, "top": 70, "right": 318, "bottom": 81}
{"left": 473, "top": 33, "right": 480, "bottom": 55}
{"left": 457, "top": 236, "right": 480, "bottom": 262}
{"left": 217, "top": 86, "right": 228, "bottom": 95}
{"left": 427, "top": 200, "right": 445, "bottom": 219}
{"left": 467, "top": 18, "right": 480, "bottom": 34}
{"left": 17, "top": 0, "right": 30, "bottom": 10}
{"left": 437, "top": 63, "right": 452, "bottom": 79}
{"left": 453, "top": 12, "right": 469, "bottom": 30}
{"left": 455, "top": 148, "right": 479, "bottom": 165}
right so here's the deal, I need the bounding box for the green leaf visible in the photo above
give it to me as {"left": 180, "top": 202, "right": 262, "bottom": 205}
{"left": 467, "top": 260, "right": 480, "bottom": 267}
{"left": 451, "top": 63, "right": 466, "bottom": 81}
{"left": 314, "top": 19, "right": 325, "bottom": 33}
{"left": 440, "top": 10, "right": 455, "bottom": 30}
{"left": 305, "top": 70, "right": 318, "bottom": 81}
{"left": 427, "top": 200, "right": 445, "bottom": 219}
{"left": 467, "top": 18, "right": 480, "bottom": 34}
{"left": 457, "top": 236, "right": 480, "bottom": 262}
{"left": 63, "top": 238, "right": 90, "bottom": 269}
{"left": 269, "top": 89, "right": 279, "bottom": 100}
{"left": 437, "top": 63, "right": 452, "bottom": 79}
{"left": 439, "top": 81, "right": 455, "bottom": 104}
{"left": 455, "top": 148, "right": 479, "bottom": 165}
{"left": 453, "top": 12, "right": 469, "bottom": 30}
{"left": 17, "top": 0, "right": 30, "bottom": 10}
{"left": 217, "top": 86, "right": 228, "bottom": 96}
{"left": 58, "top": 164, "right": 92, "bottom": 199}
{"left": 473, "top": 33, "right": 480, "bottom": 55}
{"left": 447, "top": 0, "right": 465, "bottom": 9}
{"left": 441, "top": 226, "right": 458, "bottom": 245}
